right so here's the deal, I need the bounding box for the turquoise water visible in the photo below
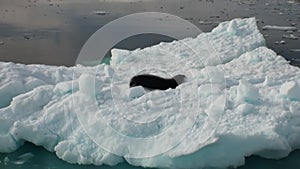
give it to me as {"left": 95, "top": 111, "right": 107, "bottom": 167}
{"left": 1, "top": 142, "right": 300, "bottom": 169}
{"left": 0, "top": 143, "right": 139, "bottom": 169}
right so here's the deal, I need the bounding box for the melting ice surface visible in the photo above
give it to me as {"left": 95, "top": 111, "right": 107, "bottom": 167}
{"left": 1, "top": 18, "right": 300, "bottom": 169}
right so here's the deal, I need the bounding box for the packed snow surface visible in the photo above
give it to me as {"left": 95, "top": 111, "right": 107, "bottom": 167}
{"left": 1, "top": 18, "right": 300, "bottom": 169}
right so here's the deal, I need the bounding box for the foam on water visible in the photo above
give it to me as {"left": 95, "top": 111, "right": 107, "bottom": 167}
{"left": 0, "top": 18, "right": 300, "bottom": 169}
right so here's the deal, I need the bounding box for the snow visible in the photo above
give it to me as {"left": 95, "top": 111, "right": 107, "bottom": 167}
{"left": 79, "top": 74, "right": 96, "bottom": 99}
{"left": 236, "top": 79, "right": 260, "bottom": 104}
{"left": 0, "top": 18, "right": 300, "bottom": 169}
{"left": 280, "top": 81, "right": 300, "bottom": 100}
{"left": 128, "top": 86, "right": 145, "bottom": 99}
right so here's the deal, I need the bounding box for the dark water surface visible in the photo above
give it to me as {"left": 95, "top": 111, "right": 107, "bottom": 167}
{"left": 1, "top": 0, "right": 300, "bottom": 169}
{"left": 0, "top": 142, "right": 300, "bottom": 169}
{"left": 0, "top": 0, "right": 299, "bottom": 66}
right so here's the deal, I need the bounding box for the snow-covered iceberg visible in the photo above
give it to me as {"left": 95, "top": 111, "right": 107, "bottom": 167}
{"left": 1, "top": 18, "right": 300, "bottom": 169}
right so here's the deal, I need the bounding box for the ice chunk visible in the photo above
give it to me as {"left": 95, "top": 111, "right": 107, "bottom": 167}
{"left": 54, "top": 80, "right": 79, "bottom": 95}
{"left": 198, "top": 84, "right": 222, "bottom": 97}
{"left": 236, "top": 103, "right": 255, "bottom": 115}
{"left": 17, "top": 152, "right": 34, "bottom": 160}
{"left": 79, "top": 74, "right": 96, "bottom": 99}
{"left": 198, "top": 20, "right": 221, "bottom": 25}
{"left": 227, "top": 19, "right": 238, "bottom": 35}
{"left": 280, "top": 81, "right": 300, "bottom": 100}
{"left": 104, "top": 65, "right": 114, "bottom": 78}
{"left": 4, "top": 156, "right": 9, "bottom": 165}
{"left": 262, "top": 25, "right": 298, "bottom": 31}
{"left": 290, "top": 49, "right": 300, "bottom": 52}
{"left": 236, "top": 79, "right": 260, "bottom": 104}
{"left": 93, "top": 11, "right": 108, "bottom": 15}
{"left": 208, "top": 95, "right": 226, "bottom": 121}
{"left": 202, "top": 66, "right": 225, "bottom": 83}
{"left": 0, "top": 80, "right": 25, "bottom": 108}
{"left": 263, "top": 76, "right": 275, "bottom": 86}
{"left": 128, "top": 86, "right": 145, "bottom": 99}
{"left": 110, "top": 49, "right": 131, "bottom": 66}
{"left": 11, "top": 85, "right": 54, "bottom": 116}
{"left": 11, "top": 152, "right": 34, "bottom": 165}
{"left": 282, "top": 34, "right": 299, "bottom": 40}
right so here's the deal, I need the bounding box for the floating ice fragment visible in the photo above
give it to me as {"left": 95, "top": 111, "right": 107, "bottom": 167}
{"left": 275, "top": 40, "right": 286, "bottom": 45}
{"left": 280, "top": 40, "right": 286, "bottom": 44}
{"left": 4, "top": 157, "right": 9, "bottom": 165}
{"left": 290, "top": 49, "right": 300, "bottom": 52}
{"left": 263, "top": 34, "right": 269, "bottom": 37}
{"left": 11, "top": 161, "right": 25, "bottom": 165}
{"left": 93, "top": 11, "right": 108, "bottom": 15}
{"left": 11, "top": 152, "right": 34, "bottom": 165}
{"left": 18, "top": 152, "right": 34, "bottom": 160}
{"left": 23, "top": 33, "right": 34, "bottom": 40}
{"left": 290, "top": 23, "right": 297, "bottom": 26}
{"left": 198, "top": 20, "right": 221, "bottom": 25}
{"left": 262, "top": 25, "right": 298, "bottom": 31}
{"left": 282, "top": 34, "right": 299, "bottom": 40}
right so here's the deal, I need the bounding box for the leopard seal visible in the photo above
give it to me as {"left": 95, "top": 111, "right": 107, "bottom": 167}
{"left": 129, "top": 74, "right": 186, "bottom": 90}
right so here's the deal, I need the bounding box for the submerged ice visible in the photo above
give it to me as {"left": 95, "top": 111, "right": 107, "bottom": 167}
{"left": 1, "top": 18, "right": 300, "bottom": 169}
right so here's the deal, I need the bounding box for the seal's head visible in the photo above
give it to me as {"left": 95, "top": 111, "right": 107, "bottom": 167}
{"left": 172, "top": 74, "right": 186, "bottom": 85}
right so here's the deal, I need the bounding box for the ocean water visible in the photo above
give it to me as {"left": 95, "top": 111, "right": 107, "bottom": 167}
{"left": 1, "top": 0, "right": 300, "bottom": 169}
{"left": 0, "top": 142, "right": 140, "bottom": 169}
{"left": 1, "top": 142, "right": 300, "bottom": 169}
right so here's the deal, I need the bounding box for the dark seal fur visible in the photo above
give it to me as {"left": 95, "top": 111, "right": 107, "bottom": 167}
{"left": 130, "top": 74, "right": 186, "bottom": 90}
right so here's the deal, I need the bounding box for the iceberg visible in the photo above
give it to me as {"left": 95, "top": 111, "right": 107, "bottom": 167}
{"left": 1, "top": 18, "right": 300, "bottom": 169}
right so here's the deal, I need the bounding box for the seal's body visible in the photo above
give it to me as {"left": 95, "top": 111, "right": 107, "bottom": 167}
{"left": 129, "top": 74, "right": 186, "bottom": 90}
